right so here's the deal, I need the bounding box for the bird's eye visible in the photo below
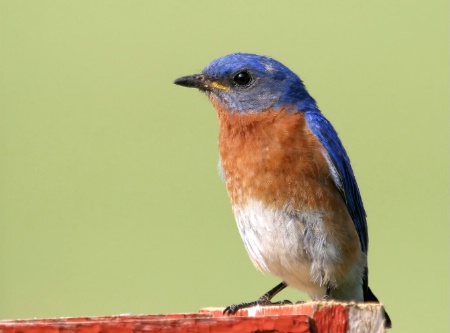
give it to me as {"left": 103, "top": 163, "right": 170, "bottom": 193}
{"left": 233, "top": 71, "right": 252, "bottom": 86}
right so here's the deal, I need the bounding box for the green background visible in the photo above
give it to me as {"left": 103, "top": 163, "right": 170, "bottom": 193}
{"left": 1, "top": 1, "right": 448, "bottom": 332}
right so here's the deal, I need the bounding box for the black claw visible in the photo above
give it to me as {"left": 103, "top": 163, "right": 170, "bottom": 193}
{"left": 223, "top": 282, "right": 290, "bottom": 316}
{"left": 223, "top": 302, "right": 256, "bottom": 316}
{"left": 280, "top": 300, "right": 293, "bottom": 305}
{"left": 223, "top": 299, "right": 293, "bottom": 316}
{"left": 223, "top": 306, "right": 233, "bottom": 316}
{"left": 268, "top": 299, "right": 292, "bottom": 306}
{"left": 223, "top": 304, "right": 235, "bottom": 316}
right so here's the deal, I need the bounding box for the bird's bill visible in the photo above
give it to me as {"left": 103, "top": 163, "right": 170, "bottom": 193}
{"left": 173, "top": 74, "right": 229, "bottom": 91}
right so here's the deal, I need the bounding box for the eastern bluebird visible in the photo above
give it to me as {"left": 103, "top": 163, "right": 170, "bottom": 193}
{"left": 174, "top": 53, "right": 391, "bottom": 328}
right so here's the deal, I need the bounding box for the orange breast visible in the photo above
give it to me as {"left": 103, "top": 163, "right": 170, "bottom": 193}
{"left": 215, "top": 102, "right": 337, "bottom": 211}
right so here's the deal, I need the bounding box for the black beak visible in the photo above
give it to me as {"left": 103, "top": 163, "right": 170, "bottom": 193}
{"left": 173, "top": 74, "right": 209, "bottom": 90}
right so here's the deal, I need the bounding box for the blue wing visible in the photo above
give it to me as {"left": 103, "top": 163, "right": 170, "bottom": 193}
{"left": 305, "top": 110, "right": 368, "bottom": 254}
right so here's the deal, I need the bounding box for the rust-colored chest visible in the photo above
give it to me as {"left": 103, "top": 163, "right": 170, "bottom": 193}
{"left": 215, "top": 104, "right": 336, "bottom": 210}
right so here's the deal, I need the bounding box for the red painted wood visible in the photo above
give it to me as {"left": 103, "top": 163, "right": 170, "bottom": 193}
{"left": 0, "top": 313, "right": 311, "bottom": 333}
{"left": 0, "top": 303, "right": 359, "bottom": 333}
{"left": 310, "top": 303, "right": 348, "bottom": 333}
{"left": 201, "top": 302, "right": 349, "bottom": 333}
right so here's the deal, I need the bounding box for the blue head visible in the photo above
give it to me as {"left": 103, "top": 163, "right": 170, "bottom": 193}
{"left": 174, "top": 53, "right": 317, "bottom": 113}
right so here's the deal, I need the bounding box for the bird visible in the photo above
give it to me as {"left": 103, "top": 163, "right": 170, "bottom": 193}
{"left": 174, "top": 53, "right": 391, "bottom": 328}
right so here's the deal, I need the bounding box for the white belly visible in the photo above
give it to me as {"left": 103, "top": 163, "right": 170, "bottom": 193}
{"left": 233, "top": 199, "right": 364, "bottom": 300}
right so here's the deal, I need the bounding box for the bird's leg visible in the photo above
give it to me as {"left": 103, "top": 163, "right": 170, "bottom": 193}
{"left": 322, "top": 284, "right": 331, "bottom": 300}
{"left": 223, "top": 281, "right": 292, "bottom": 315}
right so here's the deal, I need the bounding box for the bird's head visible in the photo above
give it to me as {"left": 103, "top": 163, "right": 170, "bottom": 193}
{"left": 174, "top": 53, "right": 317, "bottom": 113}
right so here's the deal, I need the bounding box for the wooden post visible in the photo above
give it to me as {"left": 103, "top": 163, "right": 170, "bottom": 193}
{"left": 0, "top": 301, "right": 387, "bottom": 333}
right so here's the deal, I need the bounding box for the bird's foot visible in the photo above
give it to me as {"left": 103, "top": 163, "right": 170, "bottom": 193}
{"left": 223, "top": 296, "right": 292, "bottom": 315}
{"left": 322, "top": 285, "right": 331, "bottom": 300}
{"left": 223, "top": 281, "right": 290, "bottom": 316}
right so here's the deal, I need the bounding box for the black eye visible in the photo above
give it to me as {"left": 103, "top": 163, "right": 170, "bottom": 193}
{"left": 233, "top": 71, "right": 252, "bottom": 86}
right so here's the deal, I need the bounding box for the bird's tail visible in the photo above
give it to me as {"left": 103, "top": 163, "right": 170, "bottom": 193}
{"left": 365, "top": 286, "right": 392, "bottom": 329}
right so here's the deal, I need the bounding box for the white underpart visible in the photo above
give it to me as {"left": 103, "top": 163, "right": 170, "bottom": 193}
{"left": 233, "top": 199, "right": 365, "bottom": 301}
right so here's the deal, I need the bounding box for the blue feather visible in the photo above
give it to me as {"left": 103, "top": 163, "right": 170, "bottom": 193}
{"left": 304, "top": 110, "right": 369, "bottom": 254}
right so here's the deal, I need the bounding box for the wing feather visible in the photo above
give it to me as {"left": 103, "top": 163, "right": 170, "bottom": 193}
{"left": 305, "top": 111, "right": 368, "bottom": 253}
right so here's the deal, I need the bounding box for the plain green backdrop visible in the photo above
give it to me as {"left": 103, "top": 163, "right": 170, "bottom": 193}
{"left": 0, "top": 1, "right": 448, "bottom": 332}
